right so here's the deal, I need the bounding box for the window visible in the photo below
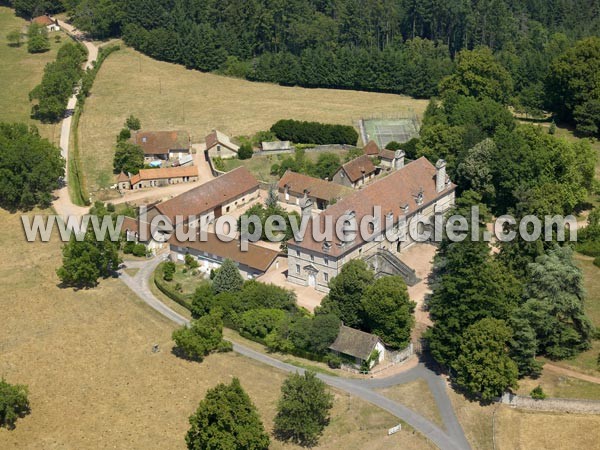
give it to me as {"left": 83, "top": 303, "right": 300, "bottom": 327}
{"left": 296, "top": 264, "right": 300, "bottom": 274}
{"left": 324, "top": 273, "right": 329, "bottom": 282}
{"left": 310, "top": 254, "right": 314, "bottom": 262}
{"left": 324, "top": 257, "right": 328, "bottom": 266}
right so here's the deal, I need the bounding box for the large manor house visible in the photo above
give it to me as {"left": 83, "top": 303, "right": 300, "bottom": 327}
{"left": 286, "top": 153, "right": 455, "bottom": 292}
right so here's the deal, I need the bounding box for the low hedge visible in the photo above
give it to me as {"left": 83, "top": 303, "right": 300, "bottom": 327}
{"left": 154, "top": 262, "right": 192, "bottom": 310}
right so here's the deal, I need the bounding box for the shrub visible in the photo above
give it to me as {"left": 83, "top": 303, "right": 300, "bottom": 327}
{"left": 123, "top": 240, "right": 135, "bottom": 254}
{"left": 530, "top": 385, "right": 547, "bottom": 400}
{"left": 0, "top": 379, "right": 30, "bottom": 429}
{"left": 238, "top": 142, "right": 253, "bottom": 159}
{"left": 185, "top": 253, "right": 199, "bottom": 269}
{"left": 117, "top": 127, "right": 131, "bottom": 142}
{"left": 172, "top": 313, "right": 225, "bottom": 362}
{"left": 253, "top": 130, "right": 277, "bottom": 147}
{"left": 212, "top": 157, "right": 225, "bottom": 171}
{"left": 132, "top": 243, "right": 147, "bottom": 257}
{"left": 125, "top": 114, "right": 141, "bottom": 131}
{"left": 163, "top": 261, "right": 176, "bottom": 281}
{"left": 217, "top": 340, "right": 233, "bottom": 353}
{"left": 240, "top": 309, "right": 288, "bottom": 339}
{"left": 576, "top": 240, "right": 600, "bottom": 257}
{"left": 325, "top": 355, "right": 342, "bottom": 369}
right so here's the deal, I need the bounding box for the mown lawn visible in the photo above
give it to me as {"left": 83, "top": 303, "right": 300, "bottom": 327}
{"left": 517, "top": 370, "right": 600, "bottom": 400}
{"left": 0, "top": 6, "right": 69, "bottom": 145}
{"left": 220, "top": 148, "right": 350, "bottom": 182}
{"left": 79, "top": 44, "right": 427, "bottom": 194}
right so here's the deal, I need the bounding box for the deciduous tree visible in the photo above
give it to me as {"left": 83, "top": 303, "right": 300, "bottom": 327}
{"left": 453, "top": 318, "right": 518, "bottom": 401}
{"left": 186, "top": 378, "right": 269, "bottom": 450}
{"left": 274, "top": 371, "right": 333, "bottom": 447}
{"left": 361, "top": 276, "right": 415, "bottom": 349}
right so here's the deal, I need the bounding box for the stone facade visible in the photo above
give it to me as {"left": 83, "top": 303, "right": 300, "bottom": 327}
{"left": 287, "top": 157, "right": 456, "bottom": 292}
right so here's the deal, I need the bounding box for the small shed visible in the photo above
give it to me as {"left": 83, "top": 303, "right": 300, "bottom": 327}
{"left": 329, "top": 325, "right": 385, "bottom": 369}
{"left": 32, "top": 15, "right": 60, "bottom": 32}
{"left": 117, "top": 171, "right": 131, "bottom": 191}
{"left": 261, "top": 141, "right": 293, "bottom": 152}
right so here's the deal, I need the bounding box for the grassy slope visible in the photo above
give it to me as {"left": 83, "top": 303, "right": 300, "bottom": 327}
{"left": 0, "top": 208, "right": 435, "bottom": 450}
{"left": 79, "top": 44, "right": 428, "bottom": 193}
{"left": 0, "top": 6, "right": 67, "bottom": 145}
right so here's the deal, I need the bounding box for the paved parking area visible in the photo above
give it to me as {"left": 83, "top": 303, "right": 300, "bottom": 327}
{"left": 258, "top": 257, "right": 326, "bottom": 311}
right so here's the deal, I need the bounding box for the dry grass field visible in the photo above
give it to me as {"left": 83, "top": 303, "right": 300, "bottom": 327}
{"left": 0, "top": 7, "right": 68, "bottom": 145}
{"left": 0, "top": 208, "right": 433, "bottom": 450}
{"left": 496, "top": 409, "right": 600, "bottom": 450}
{"left": 375, "top": 379, "right": 445, "bottom": 429}
{"left": 78, "top": 45, "right": 428, "bottom": 193}
{"left": 448, "top": 386, "right": 600, "bottom": 450}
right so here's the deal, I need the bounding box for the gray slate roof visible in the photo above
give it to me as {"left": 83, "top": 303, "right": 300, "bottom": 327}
{"left": 329, "top": 325, "right": 381, "bottom": 360}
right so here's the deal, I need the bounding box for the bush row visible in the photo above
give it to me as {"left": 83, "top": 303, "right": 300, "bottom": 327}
{"left": 271, "top": 119, "right": 358, "bottom": 145}
{"left": 29, "top": 42, "right": 86, "bottom": 122}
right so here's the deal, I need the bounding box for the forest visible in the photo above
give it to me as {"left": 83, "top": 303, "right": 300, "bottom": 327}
{"left": 8, "top": 0, "right": 600, "bottom": 133}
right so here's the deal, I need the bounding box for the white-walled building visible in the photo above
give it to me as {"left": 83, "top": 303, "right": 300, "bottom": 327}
{"left": 287, "top": 157, "right": 456, "bottom": 292}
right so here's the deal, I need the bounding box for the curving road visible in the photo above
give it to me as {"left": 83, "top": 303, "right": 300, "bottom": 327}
{"left": 120, "top": 256, "right": 471, "bottom": 450}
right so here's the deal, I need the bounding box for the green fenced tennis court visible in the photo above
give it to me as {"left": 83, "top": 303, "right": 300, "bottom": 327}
{"left": 360, "top": 117, "right": 420, "bottom": 148}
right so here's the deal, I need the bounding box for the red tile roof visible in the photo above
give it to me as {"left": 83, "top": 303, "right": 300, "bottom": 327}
{"left": 278, "top": 170, "right": 352, "bottom": 202}
{"left": 205, "top": 130, "right": 239, "bottom": 152}
{"left": 153, "top": 167, "right": 259, "bottom": 223}
{"left": 129, "top": 165, "right": 198, "bottom": 186}
{"left": 337, "top": 154, "right": 376, "bottom": 183}
{"left": 132, "top": 131, "right": 190, "bottom": 155}
{"left": 363, "top": 140, "right": 380, "bottom": 156}
{"left": 117, "top": 171, "right": 129, "bottom": 182}
{"left": 32, "top": 16, "right": 54, "bottom": 26}
{"left": 379, "top": 149, "right": 397, "bottom": 160}
{"left": 169, "top": 233, "right": 279, "bottom": 273}
{"left": 289, "top": 157, "right": 455, "bottom": 257}
{"left": 121, "top": 216, "right": 139, "bottom": 234}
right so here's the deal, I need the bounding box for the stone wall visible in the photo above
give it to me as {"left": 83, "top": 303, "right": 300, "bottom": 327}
{"left": 500, "top": 392, "right": 600, "bottom": 414}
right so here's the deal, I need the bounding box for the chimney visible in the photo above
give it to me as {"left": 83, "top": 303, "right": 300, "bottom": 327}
{"left": 435, "top": 159, "right": 446, "bottom": 193}
{"left": 394, "top": 150, "right": 405, "bottom": 170}
{"left": 300, "top": 195, "right": 313, "bottom": 218}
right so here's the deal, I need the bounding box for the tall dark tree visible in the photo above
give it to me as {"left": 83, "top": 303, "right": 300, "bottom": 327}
{"left": 0, "top": 123, "right": 64, "bottom": 211}
{"left": 318, "top": 259, "right": 374, "bottom": 328}
{"left": 518, "top": 246, "right": 593, "bottom": 360}
{"left": 452, "top": 318, "right": 519, "bottom": 401}
{"left": 274, "top": 371, "right": 333, "bottom": 447}
{"left": 361, "top": 276, "right": 415, "bottom": 349}
{"left": 57, "top": 225, "right": 121, "bottom": 288}
{"left": 186, "top": 378, "right": 269, "bottom": 450}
